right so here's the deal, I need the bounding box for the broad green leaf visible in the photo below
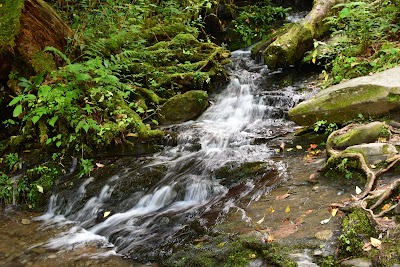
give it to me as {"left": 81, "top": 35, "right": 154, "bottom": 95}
{"left": 9, "top": 96, "right": 23, "bottom": 106}
{"left": 48, "top": 115, "right": 58, "bottom": 127}
{"left": 83, "top": 124, "right": 90, "bottom": 133}
{"left": 56, "top": 141, "right": 62, "bottom": 147}
{"left": 31, "top": 115, "right": 41, "bottom": 124}
{"left": 339, "top": 7, "right": 350, "bottom": 18}
{"left": 76, "top": 73, "right": 92, "bottom": 82}
{"left": 13, "top": 105, "right": 23, "bottom": 117}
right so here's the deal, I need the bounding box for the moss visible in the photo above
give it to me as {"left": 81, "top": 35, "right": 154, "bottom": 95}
{"left": 0, "top": 0, "right": 25, "bottom": 52}
{"left": 31, "top": 51, "right": 57, "bottom": 73}
{"left": 338, "top": 209, "right": 376, "bottom": 258}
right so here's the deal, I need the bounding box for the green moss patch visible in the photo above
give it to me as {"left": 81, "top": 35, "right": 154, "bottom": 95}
{"left": 0, "top": 0, "right": 24, "bottom": 52}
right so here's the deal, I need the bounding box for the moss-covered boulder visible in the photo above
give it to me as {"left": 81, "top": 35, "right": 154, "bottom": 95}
{"left": 344, "top": 143, "right": 397, "bottom": 165}
{"left": 331, "top": 122, "right": 387, "bottom": 149}
{"left": 289, "top": 67, "right": 400, "bottom": 125}
{"left": 158, "top": 90, "right": 209, "bottom": 125}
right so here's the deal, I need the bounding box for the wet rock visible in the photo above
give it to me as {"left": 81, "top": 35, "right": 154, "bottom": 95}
{"left": 332, "top": 122, "right": 387, "bottom": 149}
{"left": 289, "top": 66, "right": 400, "bottom": 125}
{"left": 344, "top": 143, "right": 397, "bottom": 165}
{"left": 158, "top": 90, "right": 209, "bottom": 125}
{"left": 289, "top": 250, "right": 319, "bottom": 267}
{"left": 340, "top": 258, "right": 372, "bottom": 267}
{"left": 314, "top": 230, "right": 333, "bottom": 241}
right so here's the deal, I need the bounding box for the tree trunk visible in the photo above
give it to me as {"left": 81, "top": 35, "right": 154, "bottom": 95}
{"left": 0, "top": 0, "right": 73, "bottom": 81}
{"left": 254, "top": 0, "right": 343, "bottom": 70}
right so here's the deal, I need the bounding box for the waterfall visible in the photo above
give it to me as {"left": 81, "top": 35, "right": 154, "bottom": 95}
{"left": 37, "top": 47, "right": 309, "bottom": 260}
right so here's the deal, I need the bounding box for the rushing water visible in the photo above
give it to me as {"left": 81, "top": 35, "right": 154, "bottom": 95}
{"left": 36, "top": 48, "right": 315, "bottom": 262}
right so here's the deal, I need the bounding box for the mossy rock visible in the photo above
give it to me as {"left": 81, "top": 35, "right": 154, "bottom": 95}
{"left": 289, "top": 67, "right": 400, "bottom": 126}
{"left": 158, "top": 90, "right": 209, "bottom": 125}
{"left": 344, "top": 143, "right": 397, "bottom": 165}
{"left": 332, "top": 122, "right": 387, "bottom": 149}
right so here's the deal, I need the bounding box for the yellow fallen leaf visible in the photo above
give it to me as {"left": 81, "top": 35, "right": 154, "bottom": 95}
{"left": 268, "top": 207, "right": 275, "bottom": 213}
{"left": 312, "top": 58, "right": 316, "bottom": 64}
{"left": 370, "top": 164, "right": 376, "bottom": 169}
{"left": 355, "top": 186, "right": 362, "bottom": 195}
{"left": 296, "top": 145, "right": 303, "bottom": 150}
{"left": 217, "top": 242, "right": 226, "bottom": 248}
{"left": 275, "top": 149, "right": 281, "bottom": 153}
{"left": 104, "top": 211, "right": 111, "bottom": 218}
{"left": 285, "top": 206, "right": 291, "bottom": 213}
{"left": 36, "top": 185, "right": 44, "bottom": 193}
{"left": 249, "top": 253, "right": 257, "bottom": 259}
{"left": 331, "top": 208, "right": 338, "bottom": 217}
{"left": 126, "top": 133, "right": 138, "bottom": 137}
{"left": 264, "top": 234, "right": 275, "bottom": 243}
{"left": 286, "top": 148, "right": 293, "bottom": 152}
{"left": 370, "top": 237, "right": 381, "bottom": 248}
{"left": 381, "top": 203, "right": 391, "bottom": 211}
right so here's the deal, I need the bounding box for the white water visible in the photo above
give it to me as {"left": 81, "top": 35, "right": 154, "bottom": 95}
{"left": 37, "top": 49, "right": 307, "bottom": 259}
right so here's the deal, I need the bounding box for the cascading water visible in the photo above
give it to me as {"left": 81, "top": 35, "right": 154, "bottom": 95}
{"left": 37, "top": 48, "right": 313, "bottom": 261}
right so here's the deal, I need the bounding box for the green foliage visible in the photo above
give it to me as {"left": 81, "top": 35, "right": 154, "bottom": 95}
{"left": 307, "top": 0, "right": 400, "bottom": 85}
{"left": 233, "top": 3, "right": 289, "bottom": 46}
{"left": 313, "top": 120, "right": 338, "bottom": 134}
{"left": 78, "top": 158, "right": 94, "bottom": 178}
{"left": 338, "top": 209, "right": 376, "bottom": 257}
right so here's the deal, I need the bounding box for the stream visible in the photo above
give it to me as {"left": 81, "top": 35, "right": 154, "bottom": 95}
{"left": 2, "top": 48, "right": 321, "bottom": 265}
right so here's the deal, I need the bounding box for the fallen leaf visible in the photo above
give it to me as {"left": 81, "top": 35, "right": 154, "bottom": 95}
{"left": 286, "top": 148, "right": 293, "bottom": 152}
{"left": 104, "top": 211, "right": 111, "bottom": 218}
{"left": 296, "top": 145, "right": 303, "bottom": 150}
{"left": 275, "top": 148, "right": 281, "bottom": 153}
{"left": 217, "top": 242, "right": 226, "bottom": 248}
{"left": 257, "top": 215, "right": 265, "bottom": 224}
{"left": 331, "top": 208, "right": 338, "bottom": 217}
{"left": 370, "top": 164, "right": 376, "bottom": 169}
{"left": 36, "top": 185, "right": 44, "bottom": 193}
{"left": 267, "top": 207, "right": 275, "bottom": 213}
{"left": 126, "top": 133, "right": 138, "bottom": 137}
{"left": 381, "top": 203, "right": 391, "bottom": 211}
{"left": 363, "top": 242, "right": 372, "bottom": 251}
{"left": 355, "top": 186, "right": 362, "bottom": 195}
{"left": 249, "top": 253, "right": 257, "bottom": 259}
{"left": 320, "top": 217, "right": 331, "bottom": 225}
{"left": 304, "top": 209, "right": 313, "bottom": 215}
{"left": 276, "top": 193, "right": 290, "bottom": 200}
{"left": 309, "top": 173, "right": 318, "bottom": 180}
{"left": 280, "top": 142, "right": 285, "bottom": 150}
{"left": 96, "top": 163, "right": 105, "bottom": 168}
{"left": 264, "top": 235, "right": 275, "bottom": 243}
{"left": 285, "top": 206, "right": 291, "bottom": 213}
{"left": 370, "top": 237, "right": 381, "bottom": 248}
{"left": 309, "top": 144, "right": 318, "bottom": 150}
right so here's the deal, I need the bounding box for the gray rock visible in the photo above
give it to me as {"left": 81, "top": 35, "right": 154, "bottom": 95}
{"left": 340, "top": 258, "right": 372, "bottom": 267}
{"left": 289, "top": 67, "right": 400, "bottom": 125}
{"left": 344, "top": 143, "right": 397, "bottom": 165}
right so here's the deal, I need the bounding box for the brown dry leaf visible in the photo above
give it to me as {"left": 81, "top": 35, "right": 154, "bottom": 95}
{"left": 309, "top": 144, "right": 318, "bottom": 150}
{"left": 276, "top": 193, "right": 290, "bottom": 200}
{"left": 96, "top": 163, "right": 105, "bottom": 168}
{"left": 309, "top": 173, "right": 318, "bottom": 180}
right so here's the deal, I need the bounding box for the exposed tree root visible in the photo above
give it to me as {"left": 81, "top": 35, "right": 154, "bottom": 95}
{"left": 322, "top": 125, "right": 400, "bottom": 228}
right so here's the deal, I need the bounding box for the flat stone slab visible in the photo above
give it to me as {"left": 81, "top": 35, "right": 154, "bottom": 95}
{"left": 289, "top": 67, "right": 400, "bottom": 125}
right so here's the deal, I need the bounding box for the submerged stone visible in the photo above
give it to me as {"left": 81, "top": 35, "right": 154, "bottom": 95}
{"left": 289, "top": 67, "right": 400, "bottom": 125}
{"left": 158, "top": 90, "right": 209, "bottom": 125}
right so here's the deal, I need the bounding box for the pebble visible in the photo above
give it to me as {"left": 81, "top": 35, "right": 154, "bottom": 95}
{"left": 315, "top": 230, "right": 333, "bottom": 241}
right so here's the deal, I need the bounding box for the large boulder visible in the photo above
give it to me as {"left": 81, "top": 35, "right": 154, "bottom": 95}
{"left": 289, "top": 66, "right": 400, "bottom": 125}
{"left": 158, "top": 90, "right": 209, "bottom": 125}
